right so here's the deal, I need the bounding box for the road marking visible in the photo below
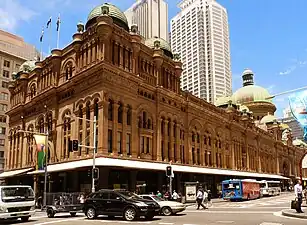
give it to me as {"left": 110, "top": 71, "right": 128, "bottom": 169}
{"left": 159, "top": 223, "right": 174, "bottom": 225}
{"left": 34, "top": 217, "right": 83, "bottom": 225}
{"left": 260, "top": 223, "right": 283, "bottom": 225}
{"left": 188, "top": 210, "right": 274, "bottom": 214}
{"left": 216, "top": 221, "right": 234, "bottom": 224}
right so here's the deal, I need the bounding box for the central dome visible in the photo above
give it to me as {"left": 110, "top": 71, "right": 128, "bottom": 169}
{"left": 232, "top": 85, "right": 272, "bottom": 104}
{"left": 86, "top": 3, "right": 129, "bottom": 31}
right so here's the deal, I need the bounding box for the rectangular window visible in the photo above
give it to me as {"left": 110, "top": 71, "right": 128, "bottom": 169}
{"left": 2, "top": 82, "right": 8, "bottom": 88}
{"left": 3, "top": 70, "right": 9, "bottom": 78}
{"left": 140, "top": 136, "right": 145, "bottom": 153}
{"left": 146, "top": 137, "right": 150, "bottom": 154}
{"left": 117, "top": 132, "right": 122, "bottom": 154}
{"left": 0, "top": 116, "right": 6, "bottom": 123}
{"left": 0, "top": 93, "right": 8, "bottom": 101}
{"left": 0, "top": 151, "right": 4, "bottom": 158}
{"left": 0, "top": 139, "right": 4, "bottom": 146}
{"left": 15, "top": 64, "right": 20, "bottom": 71}
{"left": 126, "top": 133, "right": 131, "bottom": 155}
{"left": 0, "top": 104, "right": 7, "bottom": 112}
{"left": 108, "top": 129, "right": 113, "bottom": 153}
{"left": 3, "top": 60, "right": 10, "bottom": 68}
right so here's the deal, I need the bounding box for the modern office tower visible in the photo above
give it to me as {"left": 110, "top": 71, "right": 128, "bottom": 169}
{"left": 170, "top": 0, "right": 231, "bottom": 103}
{"left": 125, "top": 0, "right": 168, "bottom": 41}
{"left": 279, "top": 107, "right": 304, "bottom": 140}
{"left": 0, "top": 29, "right": 38, "bottom": 173}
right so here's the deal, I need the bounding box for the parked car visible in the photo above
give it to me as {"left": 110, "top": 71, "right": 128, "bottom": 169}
{"left": 140, "top": 194, "right": 186, "bottom": 216}
{"left": 83, "top": 189, "right": 160, "bottom": 221}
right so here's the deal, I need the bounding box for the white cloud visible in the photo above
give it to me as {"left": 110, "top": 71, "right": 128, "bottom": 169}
{"left": 266, "top": 84, "right": 276, "bottom": 93}
{"left": 0, "top": 0, "right": 36, "bottom": 32}
{"left": 279, "top": 60, "right": 307, "bottom": 75}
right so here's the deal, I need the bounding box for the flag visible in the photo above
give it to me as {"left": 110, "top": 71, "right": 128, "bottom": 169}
{"left": 46, "top": 17, "right": 52, "bottom": 28}
{"left": 40, "top": 27, "right": 44, "bottom": 42}
{"left": 56, "top": 14, "right": 61, "bottom": 31}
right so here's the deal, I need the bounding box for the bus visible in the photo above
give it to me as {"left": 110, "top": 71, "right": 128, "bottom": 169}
{"left": 260, "top": 180, "right": 281, "bottom": 196}
{"left": 222, "top": 179, "right": 260, "bottom": 201}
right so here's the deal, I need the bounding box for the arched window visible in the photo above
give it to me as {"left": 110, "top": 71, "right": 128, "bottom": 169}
{"left": 108, "top": 99, "right": 113, "bottom": 121}
{"left": 142, "top": 112, "right": 147, "bottom": 128}
{"left": 147, "top": 119, "right": 152, "bottom": 129}
{"left": 126, "top": 105, "right": 132, "bottom": 125}
{"left": 26, "top": 125, "right": 34, "bottom": 166}
{"left": 63, "top": 111, "right": 71, "bottom": 159}
{"left": 192, "top": 132, "right": 195, "bottom": 142}
{"left": 85, "top": 102, "right": 90, "bottom": 154}
{"left": 65, "top": 64, "right": 73, "bottom": 81}
{"left": 86, "top": 102, "right": 90, "bottom": 128}
{"left": 94, "top": 99, "right": 99, "bottom": 121}
{"left": 47, "top": 113, "right": 52, "bottom": 132}
{"left": 30, "top": 83, "right": 36, "bottom": 98}
{"left": 118, "top": 102, "right": 123, "bottom": 124}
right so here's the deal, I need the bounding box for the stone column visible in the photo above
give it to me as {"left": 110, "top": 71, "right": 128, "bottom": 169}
{"left": 156, "top": 118, "right": 162, "bottom": 161}
{"left": 89, "top": 109, "right": 95, "bottom": 151}
{"left": 122, "top": 106, "right": 127, "bottom": 155}
{"left": 131, "top": 109, "right": 138, "bottom": 157}
{"left": 163, "top": 120, "right": 169, "bottom": 161}
{"left": 119, "top": 45, "right": 124, "bottom": 68}
{"left": 102, "top": 101, "right": 109, "bottom": 154}
{"left": 231, "top": 141, "right": 236, "bottom": 169}
{"left": 92, "top": 41, "right": 96, "bottom": 62}
{"left": 82, "top": 111, "right": 87, "bottom": 156}
{"left": 175, "top": 124, "right": 180, "bottom": 163}
{"left": 18, "top": 134, "right": 23, "bottom": 167}
{"left": 87, "top": 43, "right": 91, "bottom": 65}
{"left": 22, "top": 135, "right": 27, "bottom": 167}
{"left": 56, "top": 125, "right": 63, "bottom": 160}
{"left": 212, "top": 138, "right": 217, "bottom": 167}
{"left": 188, "top": 133, "right": 193, "bottom": 165}
{"left": 112, "top": 103, "right": 119, "bottom": 155}
{"left": 83, "top": 48, "right": 86, "bottom": 68}
{"left": 169, "top": 122, "right": 174, "bottom": 161}
{"left": 98, "top": 102, "right": 104, "bottom": 154}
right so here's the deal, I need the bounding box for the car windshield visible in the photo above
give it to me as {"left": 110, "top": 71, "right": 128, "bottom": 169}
{"left": 150, "top": 195, "right": 164, "bottom": 202}
{"left": 119, "top": 191, "right": 143, "bottom": 200}
{"left": 1, "top": 187, "right": 34, "bottom": 203}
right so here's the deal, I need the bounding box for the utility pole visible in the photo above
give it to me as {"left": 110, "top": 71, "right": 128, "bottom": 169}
{"left": 43, "top": 105, "right": 48, "bottom": 210}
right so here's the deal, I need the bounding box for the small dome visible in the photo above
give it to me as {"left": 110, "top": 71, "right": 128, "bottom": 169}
{"left": 260, "top": 113, "right": 277, "bottom": 124}
{"left": 242, "top": 69, "right": 253, "bottom": 76}
{"left": 86, "top": 3, "right": 129, "bottom": 31}
{"left": 18, "top": 60, "right": 36, "bottom": 74}
{"left": 239, "top": 105, "right": 250, "bottom": 112}
{"left": 215, "top": 96, "right": 233, "bottom": 107}
{"left": 279, "top": 123, "right": 290, "bottom": 130}
{"left": 232, "top": 85, "right": 272, "bottom": 104}
{"left": 145, "top": 37, "right": 173, "bottom": 58}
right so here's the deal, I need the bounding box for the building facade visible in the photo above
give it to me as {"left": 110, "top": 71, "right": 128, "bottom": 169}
{"left": 125, "top": 0, "right": 168, "bottom": 41}
{"left": 0, "top": 30, "right": 38, "bottom": 173}
{"left": 279, "top": 107, "right": 304, "bottom": 141}
{"left": 2, "top": 3, "right": 306, "bottom": 196}
{"left": 171, "top": 0, "right": 231, "bottom": 103}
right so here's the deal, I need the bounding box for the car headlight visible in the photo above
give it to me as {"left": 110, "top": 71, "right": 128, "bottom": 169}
{"left": 30, "top": 206, "right": 36, "bottom": 211}
{"left": 136, "top": 202, "right": 148, "bottom": 207}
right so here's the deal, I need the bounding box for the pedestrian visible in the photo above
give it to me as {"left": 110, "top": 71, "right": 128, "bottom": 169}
{"left": 157, "top": 191, "right": 162, "bottom": 198}
{"left": 196, "top": 188, "right": 206, "bottom": 210}
{"left": 172, "top": 190, "right": 179, "bottom": 201}
{"left": 294, "top": 180, "right": 304, "bottom": 213}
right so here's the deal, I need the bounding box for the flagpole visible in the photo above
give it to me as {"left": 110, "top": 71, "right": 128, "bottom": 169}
{"left": 40, "top": 26, "right": 44, "bottom": 61}
{"left": 57, "top": 14, "right": 60, "bottom": 49}
{"left": 40, "top": 42, "right": 43, "bottom": 61}
{"left": 48, "top": 17, "right": 52, "bottom": 55}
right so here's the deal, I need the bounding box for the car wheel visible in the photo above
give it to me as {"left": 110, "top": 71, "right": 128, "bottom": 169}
{"left": 124, "top": 207, "right": 136, "bottom": 221}
{"left": 161, "top": 206, "right": 172, "bottom": 216}
{"left": 86, "top": 207, "right": 96, "bottom": 220}
{"left": 21, "top": 216, "right": 30, "bottom": 222}
{"left": 70, "top": 212, "right": 77, "bottom": 217}
{"left": 47, "top": 209, "right": 55, "bottom": 218}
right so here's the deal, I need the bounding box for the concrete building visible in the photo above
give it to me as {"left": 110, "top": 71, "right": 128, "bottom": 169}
{"left": 0, "top": 29, "right": 38, "bottom": 173}
{"left": 125, "top": 0, "right": 168, "bottom": 41}
{"left": 279, "top": 107, "right": 304, "bottom": 140}
{"left": 170, "top": 0, "right": 231, "bottom": 103}
{"left": 1, "top": 3, "right": 305, "bottom": 196}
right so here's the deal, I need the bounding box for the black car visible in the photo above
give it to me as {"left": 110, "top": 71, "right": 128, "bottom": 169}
{"left": 83, "top": 189, "right": 160, "bottom": 221}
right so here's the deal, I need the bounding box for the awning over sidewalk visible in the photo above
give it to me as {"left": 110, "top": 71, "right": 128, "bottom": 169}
{"left": 296, "top": 177, "right": 307, "bottom": 181}
{"left": 27, "top": 157, "right": 289, "bottom": 180}
{"left": 0, "top": 168, "right": 33, "bottom": 179}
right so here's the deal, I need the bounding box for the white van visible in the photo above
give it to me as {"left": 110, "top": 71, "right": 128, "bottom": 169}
{"left": 0, "top": 185, "right": 35, "bottom": 222}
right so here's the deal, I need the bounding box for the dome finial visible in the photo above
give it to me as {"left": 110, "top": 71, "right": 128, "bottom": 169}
{"left": 242, "top": 68, "right": 254, "bottom": 87}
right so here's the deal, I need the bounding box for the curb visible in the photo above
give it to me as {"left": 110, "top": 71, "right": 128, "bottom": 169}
{"left": 282, "top": 210, "right": 307, "bottom": 219}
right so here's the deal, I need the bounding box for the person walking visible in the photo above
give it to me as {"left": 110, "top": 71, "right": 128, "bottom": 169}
{"left": 196, "top": 188, "right": 206, "bottom": 210}
{"left": 294, "top": 180, "right": 304, "bottom": 213}
{"left": 157, "top": 191, "right": 162, "bottom": 198}
{"left": 172, "top": 190, "right": 179, "bottom": 201}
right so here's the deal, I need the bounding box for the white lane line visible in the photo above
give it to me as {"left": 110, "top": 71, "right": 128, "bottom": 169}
{"left": 216, "top": 221, "right": 234, "bottom": 224}
{"left": 159, "top": 223, "right": 174, "bottom": 225}
{"left": 260, "top": 223, "right": 283, "bottom": 225}
{"left": 34, "top": 217, "right": 83, "bottom": 225}
{"left": 99, "top": 221, "right": 114, "bottom": 223}
{"left": 187, "top": 210, "right": 274, "bottom": 214}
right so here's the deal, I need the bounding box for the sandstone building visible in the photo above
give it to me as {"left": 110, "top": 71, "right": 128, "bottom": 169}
{"left": 2, "top": 3, "right": 306, "bottom": 195}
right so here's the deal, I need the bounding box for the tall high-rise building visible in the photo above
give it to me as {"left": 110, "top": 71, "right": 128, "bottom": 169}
{"left": 0, "top": 29, "right": 38, "bottom": 173}
{"left": 170, "top": 0, "right": 231, "bottom": 103}
{"left": 125, "top": 0, "right": 168, "bottom": 41}
{"left": 279, "top": 107, "right": 304, "bottom": 140}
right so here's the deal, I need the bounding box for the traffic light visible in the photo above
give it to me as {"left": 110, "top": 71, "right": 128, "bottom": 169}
{"left": 87, "top": 169, "right": 91, "bottom": 177}
{"left": 166, "top": 166, "right": 172, "bottom": 177}
{"left": 93, "top": 168, "right": 99, "bottom": 180}
{"left": 72, "top": 140, "right": 79, "bottom": 151}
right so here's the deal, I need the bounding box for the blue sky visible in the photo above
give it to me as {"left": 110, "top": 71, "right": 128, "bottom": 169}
{"left": 1, "top": 0, "right": 307, "bottom": 117}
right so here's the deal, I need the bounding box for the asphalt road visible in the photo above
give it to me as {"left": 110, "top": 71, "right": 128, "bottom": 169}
{"left": 4, "top": 193, "right": 307, "bottom": 225}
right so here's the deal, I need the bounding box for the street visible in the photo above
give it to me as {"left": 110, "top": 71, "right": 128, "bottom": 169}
{"left": 5, "top": 193, "right": 306, "bottom": 225}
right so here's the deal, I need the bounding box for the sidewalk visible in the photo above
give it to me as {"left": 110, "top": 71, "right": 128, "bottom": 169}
{"left": 282, "top": 209, "right": 307, "bottom": 219}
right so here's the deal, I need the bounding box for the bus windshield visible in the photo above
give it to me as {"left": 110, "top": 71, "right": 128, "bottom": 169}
{"left": 1, "top": 187, "right": 34, "bottom": 203}
{"left": 260, "top": 183, "right": 266, "bottom": 188}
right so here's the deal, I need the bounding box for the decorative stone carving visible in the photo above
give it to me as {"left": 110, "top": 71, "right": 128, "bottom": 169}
{"left": 101, "top": 5, "right": 109, "bottom": 15}
{"left": 77, "top": 22, "right": 84, "bottom": 33}
{"left": 131, "top": 24, "right": 138, "bottom": 34}
{"left": 154, "top": 41, "right": 160, "bottom": 50}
